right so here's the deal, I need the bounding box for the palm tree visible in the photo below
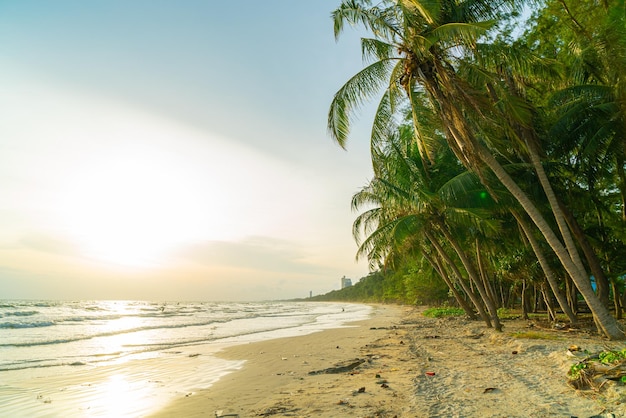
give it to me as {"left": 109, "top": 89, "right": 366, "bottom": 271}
{"left": 352, "top": 116, "right": 503, "bottom": 328}
{"left": 526, "top": 0, "right": 626, "bottom": 315}
{"left": 530, "top": 0, "right": 626, "bottom": 310}
{"left": 328, "top": 0, "right": 624, "bottom": 338}
{"left": 511, "top": 210, "right": 578, "bottom": 323}
{"left": 419, "top": 243, "right": 478, "bottom": 318}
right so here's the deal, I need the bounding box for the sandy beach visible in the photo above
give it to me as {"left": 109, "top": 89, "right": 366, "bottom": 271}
{"left": 150, "top": 305, "right": 626, "bottom": 418}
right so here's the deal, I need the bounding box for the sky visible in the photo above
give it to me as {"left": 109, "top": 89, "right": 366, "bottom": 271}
{"left": 0, "top": 0, "right": 378, "bottom": 301}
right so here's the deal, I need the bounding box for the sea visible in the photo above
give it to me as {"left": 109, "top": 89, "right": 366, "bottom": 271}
{"left": 0, "top": 300, "right": 371, "bottom": 417}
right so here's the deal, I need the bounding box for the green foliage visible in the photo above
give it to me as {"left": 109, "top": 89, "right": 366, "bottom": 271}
{"left": 496, "top": 307, "right": 519, "bottom": 319}
{"left": 509, "top": 331, "right": 559, "bottom": 340}
{"left": 598, "top": 349, "right": 626, "bottom": 365}
{"left": 568, "top": 362, "right": 588, "bottom": 380}
{"left": 567, "top": 349, "right": 626, "bottom": 391}
{"left": 327, "top": 0, "right": 626, "bottom": 335}
{"left": 568, "top": 349, "right": 626, "bottom": 387}
{"left": 403, "top": 263, "right": 450, "bottom": 305}
{"left": 422, "top": 307, "right": 465, "bottom": 318}
{"left": 310, "top": 272, "right": 385, "bottom": 303}
{"left": 310, "top": 266, "right": 450, "bottom": 305}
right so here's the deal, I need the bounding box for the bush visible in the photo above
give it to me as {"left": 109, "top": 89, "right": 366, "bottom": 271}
{"left": 422, "top": 307, "right": 465, "bottom": 318}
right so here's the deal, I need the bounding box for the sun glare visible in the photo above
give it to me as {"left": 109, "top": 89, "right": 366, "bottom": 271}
{"left": 56, "top": 147, "right": 211, "bottom": 267}
{"left": 93, "top": 373, "right": 157, "bottom": 417}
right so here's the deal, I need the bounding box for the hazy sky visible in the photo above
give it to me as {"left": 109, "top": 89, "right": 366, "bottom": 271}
{"left": 0, "top": 1, "right": 377, "bottom": 301}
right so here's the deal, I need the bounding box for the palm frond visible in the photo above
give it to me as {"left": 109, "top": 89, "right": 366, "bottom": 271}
{"left": 472, "top": 42, "right": 563, "bottom": 85}
{"left": 392, "top": 214, "right": 423, "bottom": 243}
{"left": 352, "top": 206, "right": 383, "bottom": 243}
{"left": 333, "top": 0, "right": 400, "bottom": 41}
{"left": 328, "top": 59, "right": 397, "bottom": 147}
{"left": 407, "top": 89, "right": 442, "bottom": 160}
{"left": 456, "top": 0, "right": 521, "bottom": 23}
{"left": 352, "top": 186, "right": 383, "bottom": 212}
{"left": 444, "top": 207, "right": 501, "bottom": 235}
{"left": 499, "top": 89, "right": 534, "bottom": 127}
{"left": 370, "top": 82, "right": 406, "bottom": 160}
{"left": 355, "top": 216, "right": 397, "bottom": 266}
{"left": 361, "top": 37, "right": 398, "bottom": 63}
{"left": 428, "top": 21, "right": 494, "bottom": 47}
{"left": 398, "top": 0, "right": 440, "bottom": 25}
{"left": 438, "top": 170, "right": 482, "bottom": 203}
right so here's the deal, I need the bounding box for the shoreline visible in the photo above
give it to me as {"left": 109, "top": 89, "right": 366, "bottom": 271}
{"left": 150, "top": 304, "right": 411, "bottom": 417}
{"left": 0, "top": 301, "right": 373, "bottom": 418}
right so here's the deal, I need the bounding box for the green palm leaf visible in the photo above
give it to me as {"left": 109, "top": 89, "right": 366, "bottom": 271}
{"left": 428, "top": 21, "right": 494, "bottom": 47}
{"left": 398, "top": 0, "right": 440, "bottom": 25}
{"left": 328, "top": 59, "right": 397, "bottom": 147}
{"left": 333, "top": 0, "right": 400, "bottom": 40}
{"left": 361, "top": 37, "right": 398, "bottom": 63}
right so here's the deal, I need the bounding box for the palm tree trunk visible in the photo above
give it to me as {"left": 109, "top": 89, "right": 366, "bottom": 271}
{"left": 616, "top": 154, "right": 626, "bottom": 222}
{"left": 512, "top": 210, "right": 578, "bottom": 324}
{"left": 422, "top": 248, "right": 478, "bottom": 320}
{"left": 425, "top": 230, "right": 491, "bottom": 327}
{"left": 521, "top": 280, "right": 529, "bottom": 320}
{"left": 437, "top": 225, "right": 503, "bottom": 331}
{"left": 612, "top": 279, "right": 622, "bottom": 320}
{"left": 475, "top": 239, "right": 499, "bottom": 309}
{"left": 476, "top": 144, "right": 624, "bottom": 339}
{"left": 558, "top": 199, "right": 610, "bottom": 306}
{"left": 542, "top": 285, "right": 557, "bottom": 322}
{"left": 566, "top": 276, "right": 578, "bottom": 314}
{"left": 524, "top": 139, "right": 588, "bottom": 278}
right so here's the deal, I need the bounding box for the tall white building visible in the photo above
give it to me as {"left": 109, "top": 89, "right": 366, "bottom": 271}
{"left": 341, "top": 275, "right": 352, "bottom": 289}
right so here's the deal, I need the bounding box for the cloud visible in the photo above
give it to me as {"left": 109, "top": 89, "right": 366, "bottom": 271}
{"left": 176, "top": 236, "right": 334, "bottom": 276}
{"left": 15, "top": 233, "right": 79, "bottom": 257}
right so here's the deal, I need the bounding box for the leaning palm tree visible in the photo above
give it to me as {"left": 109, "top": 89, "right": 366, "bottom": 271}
{"left": 328, "top": 0, "right": 624, "bottom": 338}
{"left": 352, "top": 118, "right": 503, "bottom": 329}
{"left": 523, "top": 0, "right": 626, "bottom": 314}
{"left": 534, "top": 0, "right": 626, "bottom": 309}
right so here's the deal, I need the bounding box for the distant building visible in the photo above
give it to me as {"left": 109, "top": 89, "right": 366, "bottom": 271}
{"left": 341, "top": 275, "right": 352, "bottom": 289}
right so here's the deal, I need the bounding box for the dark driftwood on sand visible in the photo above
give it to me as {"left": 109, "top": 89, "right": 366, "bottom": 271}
{"left": 308, "top": 358, "right": 365, "bottom": 375}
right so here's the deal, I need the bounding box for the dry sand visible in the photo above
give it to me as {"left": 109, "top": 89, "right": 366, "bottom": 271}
{"left": 151, "top": 305, "right": 626, "bottom": 418}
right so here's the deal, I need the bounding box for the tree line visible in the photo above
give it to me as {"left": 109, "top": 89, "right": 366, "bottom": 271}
{"left": 325, "top": 0, "right": 626, "bottom": 339}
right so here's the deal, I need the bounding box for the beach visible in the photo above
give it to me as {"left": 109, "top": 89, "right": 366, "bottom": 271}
{"left": 3, "top": 302, "right": 625, "bottom": 417}
{"left": 151, "top": 305, "right": 626, "bottom": 418}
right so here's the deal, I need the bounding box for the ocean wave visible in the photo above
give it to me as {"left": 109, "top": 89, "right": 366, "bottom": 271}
{"left": 0, "top": 321, "right": 55, "bottom": 329}
{"left": 0, "top": 358, "right": 90, "bottom": 372}
{"left": 0, "top": 317, "right": 233, "bottom": 347}
{"left": 33, "top": 301, "right": 60, "bottom": 308}
{"left": 57, "top": 314, "right": 124, "bottom": 323}
{"left": 0, "top": 310, "right": 317, "bottom": 348}
{"left": 0, "top": 301, "right": 365, "bottom": 374}
{"left": 0, "top": 310, "right": 39, "bottom": 318}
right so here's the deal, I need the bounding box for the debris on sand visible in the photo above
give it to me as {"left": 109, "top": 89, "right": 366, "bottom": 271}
{"left": 568, "top": 348, "right": 626, "bottom": 391}
{"left": 308, "top": 358, "right": 366, "bottom": 375}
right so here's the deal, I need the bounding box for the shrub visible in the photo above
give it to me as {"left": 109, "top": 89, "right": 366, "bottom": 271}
{"left": 422, "top": 307, "right": 466, "bottom": 318}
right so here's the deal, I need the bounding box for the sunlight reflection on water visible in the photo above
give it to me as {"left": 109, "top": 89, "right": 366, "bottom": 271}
{"left": 89, "top": 374, "right": 154, "bottom": 417}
